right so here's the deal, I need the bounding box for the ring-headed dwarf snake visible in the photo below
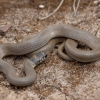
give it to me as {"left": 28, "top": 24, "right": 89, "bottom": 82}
{"left": 0, "top": 24, "right": 100, "bottom": 86}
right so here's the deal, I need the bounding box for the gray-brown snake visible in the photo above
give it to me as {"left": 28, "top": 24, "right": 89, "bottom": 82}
{"left": 0, "top": 24, "right": 100, "bottom": 86}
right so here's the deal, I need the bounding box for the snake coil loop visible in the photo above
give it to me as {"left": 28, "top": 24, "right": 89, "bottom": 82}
{"left": 0, "top": 24, "right": 100, "bottom": 86}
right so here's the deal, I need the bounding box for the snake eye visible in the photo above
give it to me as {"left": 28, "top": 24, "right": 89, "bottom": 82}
{"left": 28, "top": 51, "right": 47, "bottom": 66}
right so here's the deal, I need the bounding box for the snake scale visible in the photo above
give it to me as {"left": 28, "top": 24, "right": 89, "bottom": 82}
{"left": 0, "top": 24, "right": 100, "bottom": 86}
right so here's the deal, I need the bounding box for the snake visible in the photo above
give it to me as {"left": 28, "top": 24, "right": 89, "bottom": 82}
{"left": 0, "top": 24, "right": 100, "bottom": 86}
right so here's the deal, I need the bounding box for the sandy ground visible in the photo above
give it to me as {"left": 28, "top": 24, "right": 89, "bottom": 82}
{"left": 0, "top": 0, "right": 100, "bottom": 100}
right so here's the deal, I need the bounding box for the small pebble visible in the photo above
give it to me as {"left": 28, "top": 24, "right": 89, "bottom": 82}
{"left": 39, "top": 5, "right": 45, "bottom": 9}
{"left": 93, "top": 0, "right": 99, "bottom": 4}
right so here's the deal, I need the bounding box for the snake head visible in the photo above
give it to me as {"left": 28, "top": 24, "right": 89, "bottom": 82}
{"left": 0, "top": 45, "right": 5, "bottom": 58}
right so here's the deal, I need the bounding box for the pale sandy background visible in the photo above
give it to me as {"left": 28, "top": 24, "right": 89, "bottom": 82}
{"left": 0, "top": 0, "right": 100, "bottom": 100}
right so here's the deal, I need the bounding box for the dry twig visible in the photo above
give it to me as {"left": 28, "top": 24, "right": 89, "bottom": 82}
{"left": 72, "top": 0, "right": 81, "bottom": 17}
{"left": 39, "top": 0, "right": 64, "bottom": 20}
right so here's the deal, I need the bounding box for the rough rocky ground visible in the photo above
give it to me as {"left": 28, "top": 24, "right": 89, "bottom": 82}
{"left": 0, "top": 0, "right": 100, "bottom": 100}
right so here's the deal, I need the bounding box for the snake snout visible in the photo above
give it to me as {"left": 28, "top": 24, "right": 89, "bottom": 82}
{"left": 0, "top": 47, "right": 5, "bottom": 58}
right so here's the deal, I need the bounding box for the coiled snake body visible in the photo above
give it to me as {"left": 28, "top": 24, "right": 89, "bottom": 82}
{"left": 0, "top": 24, "right": 100, "bottom": 86}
